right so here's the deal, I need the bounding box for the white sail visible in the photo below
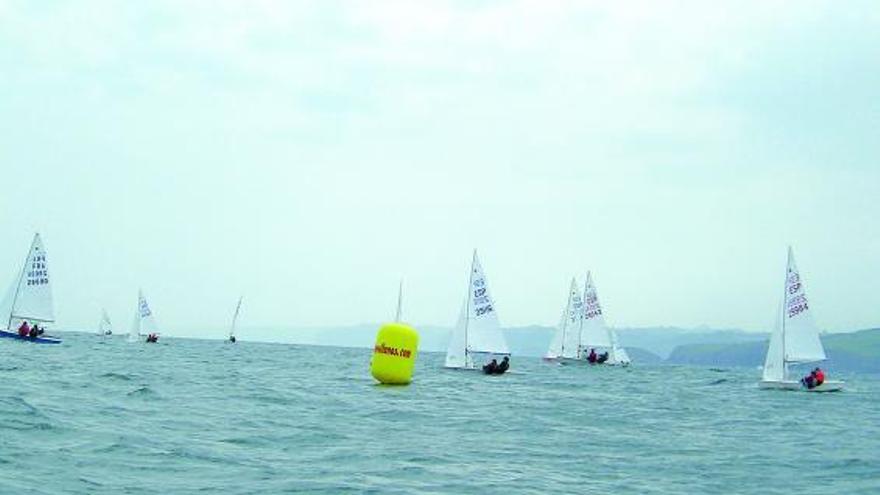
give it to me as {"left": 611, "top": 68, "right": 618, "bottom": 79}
{"left": 229, "top": 296, "right": 242, "bottom": 339}
{"left": 444, "top": 251, "right": 509, "bottom": 368}
{"left": 97, "top": 309, "right": 113, "bottom": 336}
{"left": 463, "top": 251, "right": 508, "bottom": 355}
{"left": 136, "top": 290, "right": 159, "bottom": 336}
{"left": 580, "top": 272, "right": 612, "bottom": 349}
{"left": 762, "top": 300, "right": 785, "bottom": 382}
{"left": 546, "top": 278, "right": 582, "bottom": 359}
{"left": 609, "top": 327, "right": 631, "bottom": 365}
{"left": 562, "top": 280, "right": 583, "bottom": 359}
{"left": 4, "top": 234, "right": 55, "bottom": 330}
{"left": 545, "top": 306, "right": 567, "bottom": 359}
{"left": 782, "top": 248, "right": 826, "bottom": 363}
{"left": 612, "top": 345, "right": 631, "bottom": 365}
{"left": 445, "top": 299, "right": 468, "bottom": 368}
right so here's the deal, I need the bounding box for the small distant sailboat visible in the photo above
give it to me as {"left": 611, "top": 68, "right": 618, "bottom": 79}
{"left": 444, "top": 250, "right": 510, "bottom": 370}
{"left": 759, "top": 248, "right": 843, "bottom": 392}
{"left": 228, "top": 296, "right": 242, "bottom": 343}
{"left": 0, "top": 233, "right": 61, "bottom": 344}
{"left": 579, "top": 272, "right": 630, "bottom": 366}
{"left": 544, "top": 278, "right": 583, "bottom": 361}
{"left": 97, "top": 309, "right": 113, "bottom": 336}
{"left": 131, "top": 290, "right": 160, "bottom": 343}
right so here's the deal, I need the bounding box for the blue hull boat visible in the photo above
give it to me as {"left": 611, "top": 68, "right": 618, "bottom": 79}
{"left": 0, "top": 330, "right": 61, "bottom": 344}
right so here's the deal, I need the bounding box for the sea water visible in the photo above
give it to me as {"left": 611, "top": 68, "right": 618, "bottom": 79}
{"left": 1, "top": 334, "right": 877, "bottom": 494}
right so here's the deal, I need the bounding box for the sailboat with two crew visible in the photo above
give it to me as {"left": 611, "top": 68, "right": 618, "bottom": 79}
{"left": 0, "top": 233, "right": 61, "bottom": 344}
{"left": 131, "top": 290, "right": 161, "bottom": 343}
{"left": 444, "top": 250, "right": 511, "bottom": 372}
{"left": 759, "top": 248, "right": 843, "bottom": 392}
{"left": 546, "top": 272, "right": 630, "bottom": 365}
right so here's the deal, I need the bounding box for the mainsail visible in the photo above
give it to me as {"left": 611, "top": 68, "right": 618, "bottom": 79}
{"left": 580, "top": 272, "right": 612, "bottom": 349}
{"left": 762, "top": 300, "right": 785, "bottom": 382}
{"left": 131, "top": 289, "right": 159, "bottom": 341}
{"left": 229, "top": 296, "right": 243, "bottom": 339}
{"left": 444, "top": 251, "right": 509, "bottom": 368}
{"left": 782, "top": 248, "right": 826, "bottom": 363}
{"left": 546, "top": 278, "right": 582, "bottom": 359}
{"left": 2, "top": 233, "right": 55, "bottom": 330}
{"left": 762, "top": 247, "right": 827, "bottom": 382}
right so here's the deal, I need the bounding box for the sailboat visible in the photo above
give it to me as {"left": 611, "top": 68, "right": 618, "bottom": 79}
{"left": 759, "top": 248, "right": 843, "bottom": 392}
{"left": 0, "top": 233, "right": 61, "bottom": 344}
{"left": 131, "top": 289, "right": 160, "bottom": 343}
{"left": 228, "top": 296, "right": 242, "bottom": 343}
{"left": 97, "top": 309, "right": 113, "bottom": 336}
{"left": 445, "top": 250, "right": 510, "bottom": 370}
{"left": 544, "top": 278, "right": 583, "bottom": 361}
{"left": 579, "top": 272, "right": 630, "bottom": 366}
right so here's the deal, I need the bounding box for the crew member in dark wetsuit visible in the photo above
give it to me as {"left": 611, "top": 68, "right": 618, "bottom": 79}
{"left": 597, "top": 352, "right": 609, "bottom": 364}
{"left": 801, "top": 370, "right": 817, "bottom": 389}
{"left": 29, "top": 325, "right": 38, "bottom": 338}
{"left": 229, "top": 335, "right": 236, "bottom": 343}
{"left": 495, "top": 356, "right": 510, "bottom": 374}
{"left": 483, "top": 359, "right": 498, "bottom": 374}
{"left": 587, "top": 348, "right": 598, "bottom": 364}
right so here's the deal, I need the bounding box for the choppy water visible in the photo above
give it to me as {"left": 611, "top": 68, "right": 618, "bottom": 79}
{"left": 1, "top": 333, "right": 878, "bottom": 494}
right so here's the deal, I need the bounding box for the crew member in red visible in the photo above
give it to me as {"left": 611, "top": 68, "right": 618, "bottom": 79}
{"left": 587, "top": 348, "right": 598, "bottom": 364}
{"left": 18, "top": 320, "right": 30, "bottom": 337}
{"left": 814, "top": 367, "right": 825, "bottom": 386}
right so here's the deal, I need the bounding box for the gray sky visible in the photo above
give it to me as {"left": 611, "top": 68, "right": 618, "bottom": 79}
{"left": 1, "top": 1, "right": 878, "bottom": 337}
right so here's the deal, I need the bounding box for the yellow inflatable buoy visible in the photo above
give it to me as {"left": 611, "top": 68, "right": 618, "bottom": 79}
{"left": 371, "top": 322, "right": 419, "bottom": 385}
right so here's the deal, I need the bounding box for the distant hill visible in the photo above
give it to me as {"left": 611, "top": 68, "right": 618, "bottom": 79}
{"left": 667, "top": 328, "right": 880, "bottom": 373}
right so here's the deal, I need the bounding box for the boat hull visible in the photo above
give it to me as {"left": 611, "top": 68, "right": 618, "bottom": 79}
{"left": 549, "top": 357, "right": 629, "bottom": 367}
{"left": 759, "top": 380, "right": 844, "bottom": 392}
{"left": 0, "top": 330, "right": 62, "bottom": 344}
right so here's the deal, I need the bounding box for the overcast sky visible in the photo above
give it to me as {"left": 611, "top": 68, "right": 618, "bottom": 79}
{"left": 1, "top": 1, "right": 877, "bottom": 337}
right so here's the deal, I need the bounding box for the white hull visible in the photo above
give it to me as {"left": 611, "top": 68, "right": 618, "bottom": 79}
{"left": 759, "top": 379, "right": 844, "bottom": 392}
{"left": 546, "top": 356, "right": 629, "bottom": 367}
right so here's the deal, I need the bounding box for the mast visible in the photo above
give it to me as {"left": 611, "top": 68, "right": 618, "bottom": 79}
{"left": 579, "top": 274, "right": 589, "bottom": 358}
{"left": 6, "top": 234, "right": 37, "bottom": 331}
{"left": 782, "top": 247, "right": 790, "bottom": 380}
{"left": 394, "top": 279, "right": 403, "bottom": 322}
{"left": 559, "top": 278, "right": 575, "bottom": 358}
{"left": 464, "top": 250, "right": 476, "bottom": 367}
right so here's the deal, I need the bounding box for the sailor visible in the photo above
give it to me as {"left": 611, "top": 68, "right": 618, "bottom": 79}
{"left": 802, "top": 370, "right": 817, "bottom": 389}
{"left": 229, "top": 335, "right": 236, "bottom": 343}
{"left": 814, "top": 367, "right": 825, "bottom": 386}
{"left": 597, "top": 351, "right": 609, "bottom": 364}
{"left": 29, "top": 325, "right": 38, "bottom": 338}
{"left": 495, "top": 356, "right": 510, "bottom": 374}
{"left": 18, "top": 320, "right": 30, "bottom": 337}
{"left": 483, "top": 358, "right": 498, "bottom": 374}
{"left": 587, "top": 348, "right": 598, "bottom": 364}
